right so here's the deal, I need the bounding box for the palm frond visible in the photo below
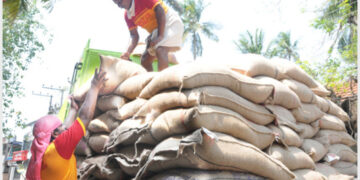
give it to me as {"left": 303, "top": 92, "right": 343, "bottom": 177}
{"left": 201, "top": 22, "right": 219, "bottom": 42}
{"left": 181, "top": 0, "right": 219, "bottom": 59}
{"left": 163, "top": 0, "right": 184, "bottom": 15}
{"left": 3, "top": 0, "right": 30, "bottom": 23}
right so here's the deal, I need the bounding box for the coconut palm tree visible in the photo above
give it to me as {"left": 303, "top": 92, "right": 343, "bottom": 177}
{"left": 181, "top": 0, "right": 220, "bottom": 60}
{"left": 163, "top": 0, "right": 183, "bottom": 15}
{"left": 271, "top": 31, "right": 299, "bottom": 61}
{"left": 234, "top": 29, "right": 265, "bottom": 55}
{"left": 313, "top": 0, "right": 357, "bottom": 63}
{"left": 3, "top": 0, "right": 55, "bottom": 23}
{"left": 234, "top": 28, "right": 278, "bottom": 58}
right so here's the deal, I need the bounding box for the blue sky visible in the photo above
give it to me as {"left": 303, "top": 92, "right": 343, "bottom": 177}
{"left": 13, "top": 0, "right": 333, "bottom": 138}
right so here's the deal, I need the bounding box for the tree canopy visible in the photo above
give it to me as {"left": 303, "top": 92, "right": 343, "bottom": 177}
{"left": 164, "top": 0, "right": 220, "bottom": 60}
{"left": 234, "top": 29, "right": 265, "bottom": 55}
{"left": 3, "top": 6, "right": 51, "bottom": 138}
{"left": 234, "top": 29, "right": 300, "bottom": 61}
{"left": 300, "top": 0, "right": 357, "bottom": 90}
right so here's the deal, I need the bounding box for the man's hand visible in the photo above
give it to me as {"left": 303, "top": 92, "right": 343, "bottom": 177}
{"left": 91, "top": 68, "right": 107, "bottom": 91}
{"left": 69, "top": 95, "right": 79, "bottom": 111}
{"left": 63, "top": 95, "right": 79, "bottom": 128}
{"left": 150, "top": 35, "right": 164, "bottom": 47}
{"left": 120, "top": 52, "right": 130, "bottom": 60}
{"left": 78, "top": 68, "right": 107, "bottom": 128}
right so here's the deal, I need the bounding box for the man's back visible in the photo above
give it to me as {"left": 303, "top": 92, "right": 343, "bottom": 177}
{"left": 40, "top": 118, "right": 86, "bottom": 180}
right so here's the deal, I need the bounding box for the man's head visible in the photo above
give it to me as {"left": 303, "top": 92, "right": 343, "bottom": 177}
{"left": 113, "top": 0, "right": 132, "bottom": 9}
{"left": 33, "top": 115, "right": 62, "bottom": 143}
{"left": 50, "top": 125, "right": 66, "bottom": 142}
{"left": 26, "top": 115, "right": 63, "bottom": 179}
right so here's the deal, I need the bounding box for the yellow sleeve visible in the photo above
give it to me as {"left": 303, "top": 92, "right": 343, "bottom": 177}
{"left": 76, "top": 117, "right": 86, "bottom": 136}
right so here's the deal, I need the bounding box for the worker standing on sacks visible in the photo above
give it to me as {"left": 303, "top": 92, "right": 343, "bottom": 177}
{"left": 113, "top": 0, "right": 184, "bottom": 71}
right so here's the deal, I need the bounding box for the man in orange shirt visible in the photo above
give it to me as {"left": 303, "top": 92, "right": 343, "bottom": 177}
{"left": 26, "top": 68, "right": 107, "bottom": 180}
{"left": 114, "top": 0, "right": 184, "bottom": 71}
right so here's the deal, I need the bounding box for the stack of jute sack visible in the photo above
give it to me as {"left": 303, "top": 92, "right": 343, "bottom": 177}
{"left": 74, "top": 54, "right": 356, "bottom": 180}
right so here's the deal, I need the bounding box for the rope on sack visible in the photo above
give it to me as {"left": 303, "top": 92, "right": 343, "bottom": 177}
{"left": 133, "top": 125, "right": 151, "bottom": 159}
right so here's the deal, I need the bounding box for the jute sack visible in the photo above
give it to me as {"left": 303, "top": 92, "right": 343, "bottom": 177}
{"left": 96, "top": 95, "right": 127, "bottom": 112}
{"left": 271, "top": 57, "right": 330, "bottom": 96}
{"left": 104, "top": 119, "right": 148, "bottom": 153}
{"left": 136, "top": 86, "right": 275, "bottom": 125}
{"left": 281, "top": 79, "right": 316, "bottom": 104}
{"left": 293, "top": 169, "right": 326, "bottom": 180}
{"left": 329, "top": 174, "right": 354, "bottom": 180}
{"left": 78, "top": 155, "right": 124, "bottom": 180}
{"left": 139, "top": 62, "right": 275, "bottom": 104}
{"left": 265, "top": 105, "right": 301, "bottom": 132}
{"left": 318, "top": 114, "right": 346, "bottom": 131}
{"left": 88, "top": 134, "right": 109, "bottom": 154}
{"left": 255, "top": 76, "right": 301, "bottom": 109}
{"left": 314, "top": 95, "right": 331, "bottom": 112}
{"left": 291, "top": 103, "right": 324, "bottom": 123}
{"left": 223, "top": 53, "right": 287, "bottom": 79}
{"left": 98, "top": 55, "right": 147, "bottom": 95}
{"left": 332, "top": 161, "right": 357, "bottom": 176}
{"left": 136, "top": 108, "right": 195, "bottom": 146}
{"left": 311, "top": 81, "right": 331, "bottom": 97}
{"left": 135, "top": 128, "right": 295, "bottom": 180}
{"left": 88, "top": 119, "right": 109, "bottom": 134}
{"left": 297, "top": 121, "right": 320, "bottom": 139}
{"left": 267, "top": 145, "right": 315, "bottom": 170}
{"left": 190, "top": 86, "right": 275, "bottom": 125}
{"left": 149, "top": 169, "right": 267, "bottom": 180}
{"left": 88, "top": 113, "right": 118, "bottom": 133}
{"left": 300, "top": 139, "right": 328, "bottom": 162}
{"left": 136, "top": 105, "right": 275, "bottom": 150}
{"left": 315, "top": 163, "right": 338, "bottom": 177}
{"left": 328, "top": 144, "right": 357, "bottom": 163}
{"left": 75, "top": 137, "right": 93, "bottom": 157}
{"left": 314, "top": 130, "right": 356, "bottom": 146}
{"left": 114, "top": 72, "right": 157, "bottom": 99}
{"left": 74, "top": 55, "right": 146, "bottom": 101}
{"left": 327, "top": 100, "right": 350, "bottom": 122}
{"left": 315, "top": 163, "right": 354, "bottom": 180}
{"left": 76, "top": 155, "right": 86, "bottom": 169}
{"left": 268, "top": 125, "right": 302, "bottom": 147}
{"left": 293, "top": 169, "right": 327, "bottom": 180}
{"left": 134, "top": 91, "right": 199, "bottom": 122}
{"left": 186, "top": 105, "right": 275, "bottom": 149}
{"left": 106, "top": 145, "right": 153, "bottom": 176}
{"left": 108, "top": 98, "right": 147, "bottom": 121}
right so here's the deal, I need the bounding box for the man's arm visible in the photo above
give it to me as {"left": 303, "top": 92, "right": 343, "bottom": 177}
{"left": 150, "top": 4, "right": 166, "bottom": 47}
{"left": 52, "top": 72, "right": 105, "bottom": 159}
{"left": 78, "top": 68, "right": 107, "bottom": 129}
{"left": 121, "top": 29, "right": 139, "bottom": 60}
{"left": 63, "top": 96, "right": 79, "bottom": 129}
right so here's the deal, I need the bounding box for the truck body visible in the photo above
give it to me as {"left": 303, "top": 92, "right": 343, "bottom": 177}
{"left": 57, "top": 40, "right": 172, "bottom": 121}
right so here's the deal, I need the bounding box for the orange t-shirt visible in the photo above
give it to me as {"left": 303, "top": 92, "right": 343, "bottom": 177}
{"left": 40, "top": 118, "right": 86, "bottom": 180}
{"left": 124, "top": 0, "right": 168, "bottom": 33}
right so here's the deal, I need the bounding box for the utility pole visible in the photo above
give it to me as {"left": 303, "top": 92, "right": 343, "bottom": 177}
{"left": 32, "top": 85, "right": 66, "bottom": 114}
{"left": 41, "top": 85, "right": 66, "bottom": 106}
{"left": 32, "top": 92, "right": 54, "bottom": 114}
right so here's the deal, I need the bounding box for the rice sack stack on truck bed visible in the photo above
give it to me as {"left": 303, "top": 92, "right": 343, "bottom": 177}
{"left": 74, "top": 54, "right": 356, "bottom": 180}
